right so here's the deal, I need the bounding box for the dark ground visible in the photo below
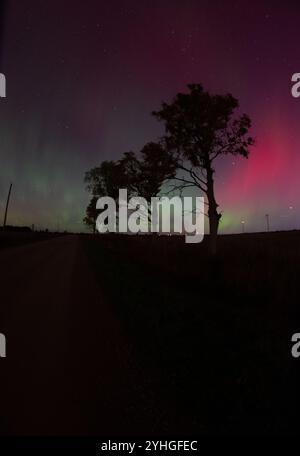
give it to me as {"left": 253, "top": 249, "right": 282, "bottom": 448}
{"left": 0, "top": 231, "right": 299, "bottom": 435}
{"left": 0, "top": 231, "right": 64, "bottom": 250}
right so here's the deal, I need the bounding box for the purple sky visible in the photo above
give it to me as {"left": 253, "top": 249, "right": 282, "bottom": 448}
{"left": 0, "top": 0, "right": 300, "bottom": 233}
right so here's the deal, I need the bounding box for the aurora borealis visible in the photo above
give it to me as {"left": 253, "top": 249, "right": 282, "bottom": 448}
{"left": 0, "top": 0, "right": 300, "bottom": 233}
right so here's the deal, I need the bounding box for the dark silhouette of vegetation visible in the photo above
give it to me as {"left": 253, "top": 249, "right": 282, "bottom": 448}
{"left": 153, "top": 84, "right": 254, "bottom": 254}
{"left": 84, "top": 142, "right": 177, "bottom": 226}
{"left": 86, "top": 230, "right": 300, "bottom": 434}
{"left": 118, "top": 142, "right": 177, "bottom": 221}
{"left": 120, "top": 142, "right": 177, "bottom": 201}
{"left": 84, "top": 161, "right": 126, "bottom": 230}
{"left": 84, "top": 160, "right": 126, "bottom": 200}
{"left": 84, "top": 83, "right": 254, "bottom": 253}
{"left": 83, "top": 196, "right": 99, "bottom": 233}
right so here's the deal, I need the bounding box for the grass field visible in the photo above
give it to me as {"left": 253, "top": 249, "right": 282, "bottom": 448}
{"left": 85, "top": 231, "right": 300, "bottom": 434}
{"left": 1, "top": 230, "right": 298, "bottom": 434}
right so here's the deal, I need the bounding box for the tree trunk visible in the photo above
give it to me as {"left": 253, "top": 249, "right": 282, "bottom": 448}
{"left": 206, "top": 163, "right": 221, "bottom": 255}
{"left": 208, "top": 210, "right": 220, "bottom": 255}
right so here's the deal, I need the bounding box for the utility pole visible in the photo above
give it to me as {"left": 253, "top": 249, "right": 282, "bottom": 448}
{"left": 3, "top": 182, "right": 12, "bottom": 229}
{"left": 265, "top": 213, "right": 270, "bottom": 232}
{"left": 241, "top": 219, "right": 245, "bottom": 233}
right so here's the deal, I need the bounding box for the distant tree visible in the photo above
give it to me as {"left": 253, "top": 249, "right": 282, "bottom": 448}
{"left": 153, "top": 84, "right": 254, "bottom": 254}
{"left": 84, "top": 161, "right": 125, "bottom": 233}
{"left": 83, "top": 196, "right": 99, "bottom": 233}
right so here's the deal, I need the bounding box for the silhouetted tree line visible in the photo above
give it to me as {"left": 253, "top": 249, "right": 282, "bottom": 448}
{"left": 84, "top": 84, "right": 254, "bottom": 254}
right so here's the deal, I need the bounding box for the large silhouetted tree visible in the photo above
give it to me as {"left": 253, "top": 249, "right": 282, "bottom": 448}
{"left": 153, "top": 84, "right": 254, "bottom": 254}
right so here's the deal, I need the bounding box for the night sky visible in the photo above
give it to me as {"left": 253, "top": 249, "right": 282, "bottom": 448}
{"left": 0, "top": 0, "right": 300, "bottom": 233}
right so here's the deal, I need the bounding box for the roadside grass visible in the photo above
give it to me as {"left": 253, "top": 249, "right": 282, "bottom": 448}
{"left": 0, "top": 231, "right": 67, "bottom": 250}
{"left": 84, "top": 232, "right": 300, "bottom": 434}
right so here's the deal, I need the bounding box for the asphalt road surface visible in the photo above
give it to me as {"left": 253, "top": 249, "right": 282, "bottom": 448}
{"left": 0, "top": 235, "right": 180, "bottom": 435}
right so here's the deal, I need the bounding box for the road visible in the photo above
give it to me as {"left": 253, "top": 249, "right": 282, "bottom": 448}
{"left": 0, "top": 235, "right": 174, "bottom": 435}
